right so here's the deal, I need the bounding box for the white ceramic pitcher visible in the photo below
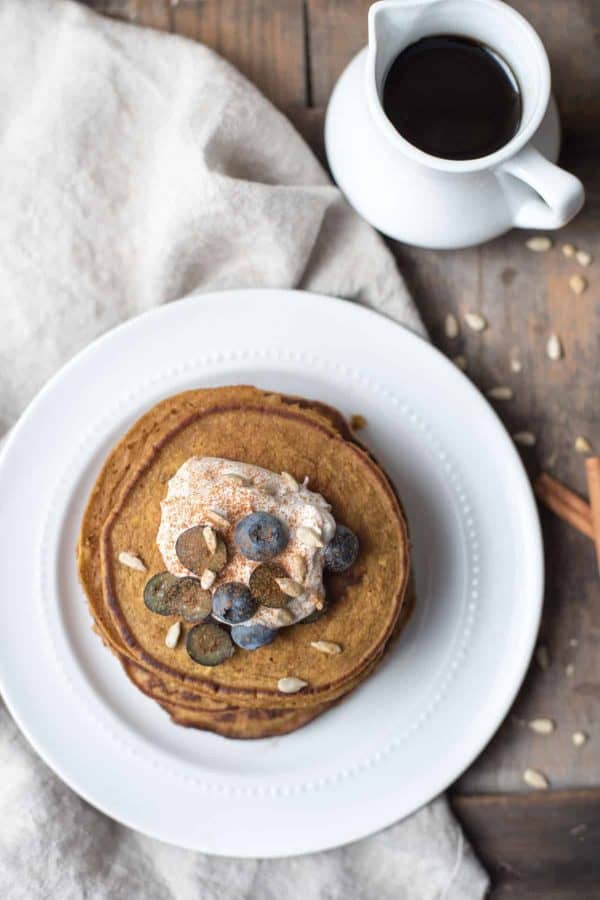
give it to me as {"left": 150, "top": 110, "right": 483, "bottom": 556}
{"left": 325, "top": 0, "right": 585, "bottom": 249}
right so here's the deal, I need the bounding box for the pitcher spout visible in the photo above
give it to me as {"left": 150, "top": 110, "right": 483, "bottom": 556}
{"left": 368, "top": 0, "right": 442, "bottom": 98}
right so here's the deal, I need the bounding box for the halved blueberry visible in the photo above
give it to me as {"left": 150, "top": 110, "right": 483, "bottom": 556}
{"left": 186, "top": 623, "right": 234, "bottom": 666}
{"left": 175, "top": 525, "right": 227, "bottom": 576}
{"left": 143, "top": 572, "right": 178, "bottom": 615}
{"left": 212, "top": 582, "right": 257, "bottom": 624}
{"left": 234, "top": 511, "right": 288, "bottom": 561}
{"left": 168, "top": 577, "right": 212, "bottom": 623}
{"left": 231, "top": 622, "right": 277, "bottom": 650}
{"left": 248, "top": 563, "right": 289, "bottom": 608}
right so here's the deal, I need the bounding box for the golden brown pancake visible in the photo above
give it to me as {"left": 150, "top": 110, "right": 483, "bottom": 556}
{"left": 78, "top": 387, "right": 411, "bottom": 735}
{"left": 122, "top": 578, "right": 414, "bottom": 739}
{"left": 123, "top": 658, "right": 333, "bottom": 739}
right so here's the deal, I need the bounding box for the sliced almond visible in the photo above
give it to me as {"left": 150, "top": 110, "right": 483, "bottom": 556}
{"left": 528, "top": 717, "right": 555, "bottom": 735}
{"left": 310, "top": 640, "right": 342, "bottom": 655}
{"left": 281, "top": 471, "right": 300, "bottom": 492}
{"left": 565, "top": 663, "right": 575, "bottom": 677}
{"left": 487, "top": 386, "right": 514, "bottom": 400}
{"left": 203, "top": 525, "right": 217, "bottom": 555}
{"left": 296, "top": 526, "right": 324, "bottom": 548}
{"left": 569, "top": 274, "right": 587, "bottom": 295}
{"left": 562, "top": 242, "right": 576, "bottom": 258}
{"left": 206, "top": 509, "right": 230, "bottom": 530}
{"left": 165, "top": 621, "right": 181, "bottom": 649}
{"left": 288, "top": 554, "right": 307, "bottom": 583}
{"left": 575, "top": 250, "right": 592, "bottom": 267}
{"left": 200, "top": 568, "right": 216, "bottom": 590}
{"left": 523, "top": 768, "right": 549, "bottom": 790}
{"left": 274, "top": 577, "right": 304, "bottom": 598}
{"left": 464, "top": 312, "right": 487, "bottom": 332}
{"left": 117, "top": 551, "right": 147, "bottom": 572}
{"left": 277, "top": 676, "right": 308, "bottom": 694}
{"left": 445, "top": 313, "right": 459, "bottom": 338}
{"left": 452, "top": 355, "right": 467, "bottom": 371}
{"left": 546, "top": 333, "right": 563, "bottom": 361}
{"left": 513, "top": 431, "right": 537, "bottom": 447}
{"left": 510, "top": 357, "right": 523, "bottom": 373}
{"left": 526, "top": 235, "right": 552, "bottom": 252}
{"left": 572, "top": 730, "right": 588, "bottom": 747}
{"left": 574, "top": 435, "right": 592, "bottom": 454}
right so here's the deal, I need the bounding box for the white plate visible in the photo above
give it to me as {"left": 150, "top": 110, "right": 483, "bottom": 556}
{"left": 0, "top": 289, "right": 543, "bottom": 857}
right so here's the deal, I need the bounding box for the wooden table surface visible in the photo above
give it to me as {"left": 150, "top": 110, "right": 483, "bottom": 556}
{"left": 82, "top": 1, "right": 600, "bottom": 894}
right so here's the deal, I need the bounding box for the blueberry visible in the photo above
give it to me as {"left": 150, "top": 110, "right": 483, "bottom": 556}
{"left": 175, "top": 525, "right": 227, "bottom": 576}
{"left": 186, "top": 623, "right": 234, "bottom": 666}
{"left": 231, "top": 622, "right": 277, "bottom": 651}
{"left": 168, "top": 577, "right": 212, "bottom": 623}
{"left": 212, "top": 582, "right": 257, "bottom": 624}
{"left": 143, "top": 572, "right": 178, "bottom": 615}
{"left": 248, "top": 563, "right": 289, "bottom": 608}
{"left": 323, "top": 524, "right": 359, "bottom": 573}
{"left": 234, "top": 511, "right": 288, "bottom": 561}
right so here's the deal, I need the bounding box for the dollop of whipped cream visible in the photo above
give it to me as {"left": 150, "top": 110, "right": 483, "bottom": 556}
{"left": 156, "top": 457, "right": 337, "bottom": 629}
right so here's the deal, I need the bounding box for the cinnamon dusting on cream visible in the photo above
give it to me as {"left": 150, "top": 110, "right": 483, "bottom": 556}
{"left": 157, "top": 458, "right": 336, "bottom": 629}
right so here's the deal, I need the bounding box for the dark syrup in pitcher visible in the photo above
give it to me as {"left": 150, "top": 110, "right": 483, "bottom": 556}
{"left": 382, "top": 35, "right": 521, "bottom": 161}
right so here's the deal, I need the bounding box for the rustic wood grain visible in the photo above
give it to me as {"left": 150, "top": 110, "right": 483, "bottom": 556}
{"left": 76, "top": 0, "right": 600, "bottom": 877}
{"left": 306, "top": 0, "right": 371, "bottom": 106}
{"left": 452, "top": 788, "right": 600, "bottom": 895}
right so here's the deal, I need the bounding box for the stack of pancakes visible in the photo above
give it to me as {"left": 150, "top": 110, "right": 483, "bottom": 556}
{"left": 78, "top": 386, "right": 411, "bottom": 739}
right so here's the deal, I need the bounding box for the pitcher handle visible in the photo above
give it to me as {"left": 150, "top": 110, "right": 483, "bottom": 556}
{"left": 499, "top": 146, "right": 584, "bottom": 230}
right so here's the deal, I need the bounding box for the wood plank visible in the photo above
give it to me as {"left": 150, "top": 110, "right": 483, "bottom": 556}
{"left": 170, "top": 0, "right": 307, "bottom": 111}
{"left": 307, "top": 0, "right": 371, "bottom": 107}
{"left": 429, "top": 69, "right": 600, "bottom": 797}
{"left": 398, "top": 234, "right": 600, "bottom": 794}
{"left": 452, "top": 789, "right": 600, "bottom": 895}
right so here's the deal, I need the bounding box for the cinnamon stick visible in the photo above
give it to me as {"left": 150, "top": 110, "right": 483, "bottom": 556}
{"left": 534, "top": 473, "right": 594, "bottom": 539}
{"left": 585, "top": 457, "right": 600, "bottom": 573}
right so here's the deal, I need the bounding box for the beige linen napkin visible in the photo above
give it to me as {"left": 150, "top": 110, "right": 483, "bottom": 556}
{"left": 0, "top": 2, "right": 488, "bottom": 897}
